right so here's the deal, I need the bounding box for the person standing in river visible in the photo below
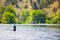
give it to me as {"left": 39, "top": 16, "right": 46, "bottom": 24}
{"left": 13, "top": 24, "right": 16, "bottom": 31}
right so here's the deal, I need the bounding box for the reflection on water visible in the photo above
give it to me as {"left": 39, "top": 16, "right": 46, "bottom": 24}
{"left": 0, "top": 24, "right": 60, "bottom": 40}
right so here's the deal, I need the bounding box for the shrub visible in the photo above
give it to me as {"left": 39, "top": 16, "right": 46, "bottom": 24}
{"left": 46, "top": 12, "right": 60, "bottom": 24}
{"left": 25, "top": 10, "right": 46, "bottom": 24}
{"left": 19, "top": 9, "right": 30, "bottom": 24}
{"left": 56, "top": 12, "right": 60, "bottom": 24}
{"left": 2, "top": 12, "right": 16, "bottom": 24}
{"left": 4, "top": 4, "right": 16, "bottom": 16}
{"left": 0, "top": 7, "right": 5, "bottom": 14}
{"left": 0, "top": 20, "right": 2, "bottom": 23}
{"left": 46, "top": 14, "right": 56, "bottom": 24}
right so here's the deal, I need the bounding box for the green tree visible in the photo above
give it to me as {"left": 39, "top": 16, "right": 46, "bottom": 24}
{"left": 4, "top": 4, "right": 16, "bottom": 16}
{"left": 56, "top": 12, "right": 60, "bottom": 24}
{"left": 46, "top": 14, "right": 56, "bottom": 24}
{"left": 0, "top": 5, "right": 5, "bottom": 22}
{"left": 46, "top": 12, "right": 60, "bottom": 24}
{"left": 19, "top": 9, "right": 30, "bottom": 24}
{"left": 25, "top": 10, "right": 46, "bottom": 24}
{"left": 2, "top": 12, "right": 16, "bottom": 24}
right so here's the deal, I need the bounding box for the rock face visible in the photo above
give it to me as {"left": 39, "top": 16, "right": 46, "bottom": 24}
{"left": 0, "top": 0, "right": 60, "bottom": 9}
{"left": 4, "top": 0, "right": 60, "bottom": 12}
{"left": 4, "top": 0, "right": 55, "bottom": 9}
{"left": 0, "top": 0, "right": 60, "bottom": 14}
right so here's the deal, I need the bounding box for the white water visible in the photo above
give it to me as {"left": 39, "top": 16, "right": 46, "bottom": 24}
{"left": 0, "top": 24, "right": 60, "bottom": 40}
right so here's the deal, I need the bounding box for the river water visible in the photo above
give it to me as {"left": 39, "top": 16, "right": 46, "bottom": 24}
{"left": 0, "top": 24, "right": 60, "bottom": 40}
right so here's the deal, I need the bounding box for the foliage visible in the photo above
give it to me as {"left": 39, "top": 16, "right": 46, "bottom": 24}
{"left": 4, "top": 4, "right": 16, "bottom": 16}
{"left": 56, "top": 12, "right": 60, "bottom": 24}
{"left": 31, "top": 2, "right": 38, "bottom": 10}
{"left": 46, "top": 14, "right": 56, "bottom": 24}
{"left": 25, "top": 10, "right": 46, "bottom": 24}
{"left": 0, "top": 6, "right": 6, "bottom": 22}
{"left": 0, "top": 20, "right": 2, "bottom": 23}
{"left": 2, "top": 12, "right": 16, "bottom": 24}
{"left": 0, "top": 0, "right": 60, "bottom": 24}
{"left": 46, "top": 12, "right": 60, "bottom": 24}
{"left": 0, "top": 7, "right": 5, "bottom": 14}
{"left": 19, "top": 9, "right": 30, "bottom": 24}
